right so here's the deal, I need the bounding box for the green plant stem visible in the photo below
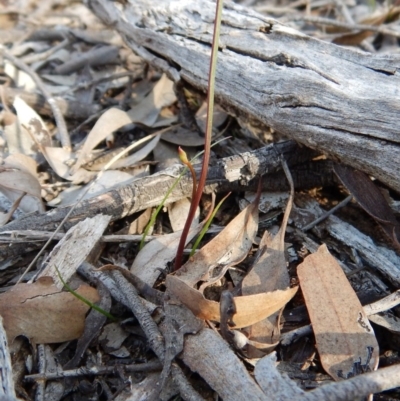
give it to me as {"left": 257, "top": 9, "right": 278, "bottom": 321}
{"left": 190, "top": 192, "right": 231, "bottom": 257}
{"left": 174, "top": 0, "right": 224, "bottom": 271}
{"left": 55, "top": 265, "right": 116, "bottom": 321}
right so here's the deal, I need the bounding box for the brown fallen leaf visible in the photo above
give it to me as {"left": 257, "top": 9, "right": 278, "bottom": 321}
{"left": 240, "top": 160, "right": 294, "bottom": 351}
{"left": 173, "top": 184, "right": 261, "bottom": 288}
{"left": 0, "top": 276, "right": 100, "bottom": 344}
{"left": 297, "top": 244, "right": 379, "bottom": 381}
{"left": 166, "top": 275, "right": 298, "bottom": 328}
{"left": 167, "top": 179, "right": 298, "bottom": 328}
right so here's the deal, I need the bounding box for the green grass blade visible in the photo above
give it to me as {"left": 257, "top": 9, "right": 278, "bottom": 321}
{"left": 189, "top": 192, "right": 231, "bottom": 257}
{"left": 55, "top": 265, "right": 116, "bottom": 321}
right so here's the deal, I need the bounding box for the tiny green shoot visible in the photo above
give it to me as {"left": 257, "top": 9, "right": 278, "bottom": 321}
{"left": 54, "top": 265, "right": 116, "bottom": 321}
{"left": 189, "top": 192, "right": 231, "bottom": 258}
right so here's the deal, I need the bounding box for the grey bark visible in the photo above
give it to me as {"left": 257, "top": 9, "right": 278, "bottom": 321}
{"left": 0, "top": 141, "right": 323, "bottom": 262}
{"left": 87, "top": 0, "right": 400, "bottom": 193}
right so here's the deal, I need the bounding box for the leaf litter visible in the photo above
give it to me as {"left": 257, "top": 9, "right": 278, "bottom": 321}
{"left": 0, "top": 0, "right": 400, "bottom": 399}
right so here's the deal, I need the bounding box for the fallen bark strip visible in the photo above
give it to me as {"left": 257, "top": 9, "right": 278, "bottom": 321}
{"left": 0, "top": 141, "right": 329, "bottom": 262}
{"left": 88, "top": 0, "right": 400, "bottom": 193}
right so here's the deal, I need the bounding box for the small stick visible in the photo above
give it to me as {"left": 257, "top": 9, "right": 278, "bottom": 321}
{"left": 301, "top": 195, "right": 352, "bottom": 232}
{"left": 25, "top": 360, "right": 162, "bottom": 381}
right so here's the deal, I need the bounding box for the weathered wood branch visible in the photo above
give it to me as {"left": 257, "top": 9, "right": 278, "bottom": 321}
{"left": 88, "top": 0, "right": 400, "bottom": 193}
{"left": 0, "top": 142, "right": 327, "bottom": 262}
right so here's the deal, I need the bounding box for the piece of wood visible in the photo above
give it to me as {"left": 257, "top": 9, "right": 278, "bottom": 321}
{"left": 0, "top": 316, "right": 16, "bottom": 401}
{"left": 88, "top": 0, "right": 400, "bottom": 193}
{"left": 0, "top": 141, "right": 322, "bottom": 263}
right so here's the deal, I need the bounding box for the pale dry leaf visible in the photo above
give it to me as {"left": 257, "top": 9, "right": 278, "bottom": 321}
{"left": 11, "top": 98, "right": 86, "bottom": 181}
{"left": 108, "top": 134, "right": 161, "bottom": 170}
{"left": 0, "top": 276, "right": 100, "bottom": 344}
{"left": 71, "top": 107, "right": 133, "bottom": 174}
{"left": 131, "top": 223, "right": 203, "bottom": 287}
{"left": 166, "top": 275, "right": 298, "bottom": 328}
{"left": 161, "top": 102, "right": 227, "bottom": 146}
{"left": 5, "top": 62, "right": 36, "bottom": 91}
{"left": 127, "top": 73, "right": 176, "bottom": 127}
{"left": 13, "top": 96, "right": 52, "bottom": 147}
{"left": 168, "top": 197, "right": 200, "bottom": 232}
{"left": 43, "top": 146, "right": 95, "bottom": 183}
{"left": 0, "top": 192, "right": 24, "bottom": 226}
{"left": 2, "top": 109, "right": 35, "bottom": 155}
{"left": 195, "top": 102, "right": 228, "bottom": 133}
{"left": 48, "top": 170, "right": 135, "bottom": 207}
{"left": 0, "top": 154, "right": 44, "bottom": 213}
{"left": 41, "top": 73, "right": 77, "bottom": 87}
{"left": 160, "top": 125, "right": 207, "bottom": 147}
{"left": 297, "top": 244, "right": 379, "bottom": 381}
{"left": 124, "top": 207, "right": 153, "bottom": 235}
{"left": 3, "top": 153, "right": 37, "bottom": 176}
{"left": 173, "top": 190, "right": 261, "bottom": 288}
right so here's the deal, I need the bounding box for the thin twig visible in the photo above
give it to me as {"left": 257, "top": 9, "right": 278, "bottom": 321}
{"left": 301, "top": 195, "right": 352, "bottom": 231}
{"left": 25, "top": 360, "right": 162, "bottom": 381}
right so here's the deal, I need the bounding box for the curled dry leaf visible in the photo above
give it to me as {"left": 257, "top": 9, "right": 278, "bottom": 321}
{"left": 0, "top": 153, "right": 44, "bottom": 213}
{"left": 0, "top": 276, "right": 100, "bottom": 344}
{"left": 173, "top": 188, "right": 261, "bottom": 288}
{"left": 12, "top": 97, "right": 91, "bottom": 182}
{"left": 2, "top": 107, "right": 35, "bottom": 155}
{"left": 240, "top": 160, "right": 294, "bottom": 350}
{"left": 13, "top": 96, "right": 52, "bottom": 147}
{"left": 164, "top": 277, "right": 297, "bottom": 328}
{"left": 131, "top": 223, "right": 203, "bottom": 287}
{"left": 297, "top": 244, "right": 379, "bottom": 381}
{"left": 166, "top": 190, "right": 299, "bottom": 328}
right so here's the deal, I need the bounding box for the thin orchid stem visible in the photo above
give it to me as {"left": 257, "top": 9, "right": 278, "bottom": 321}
{"left": 174, "top": 0, "right": 224, "bottom": 271}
